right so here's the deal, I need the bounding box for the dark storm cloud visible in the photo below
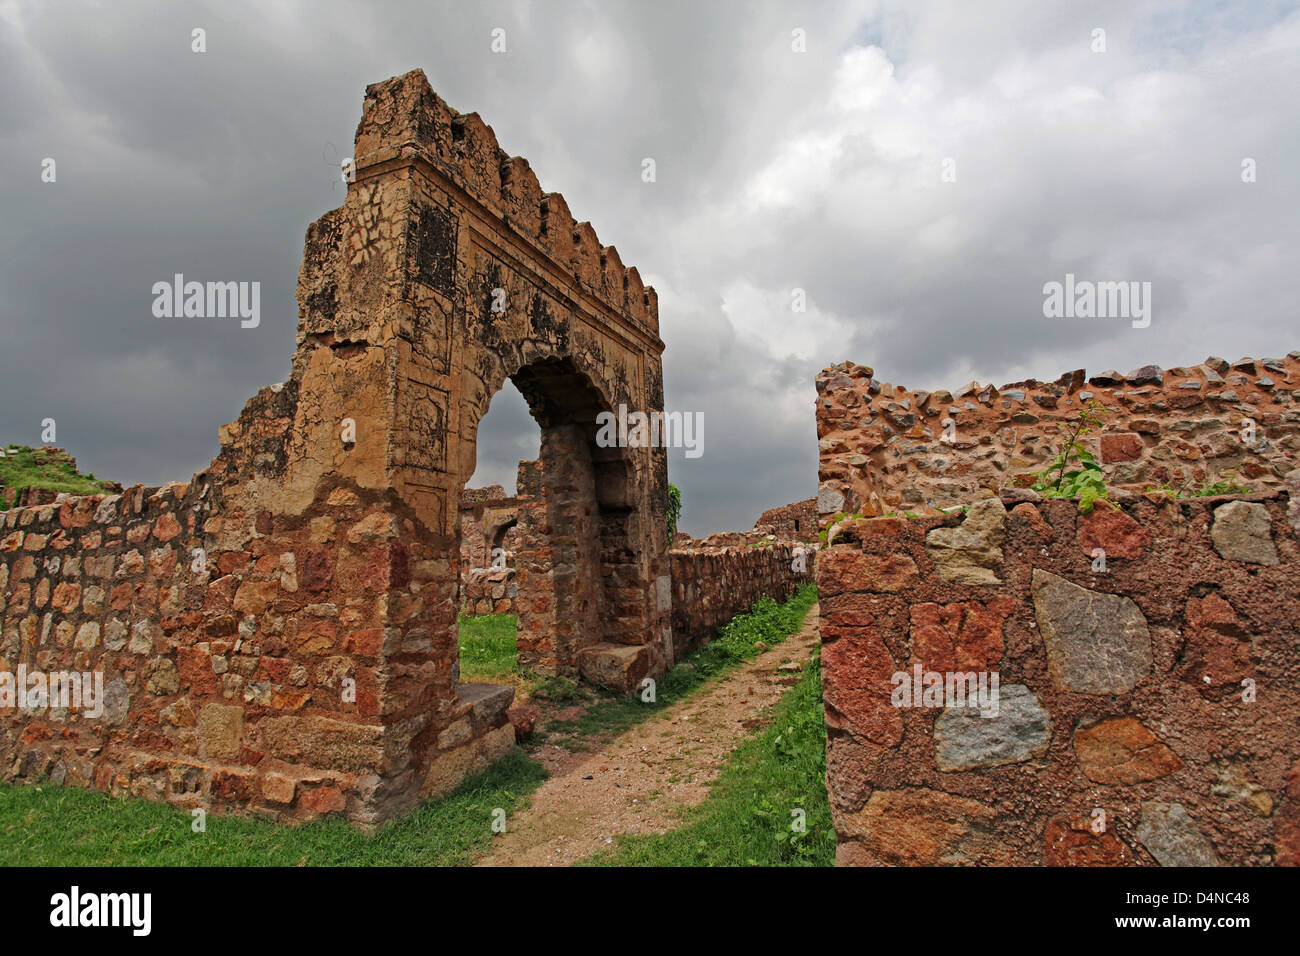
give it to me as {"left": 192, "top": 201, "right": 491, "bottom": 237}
{"left": 2, "top": 0, "right": 1297, "bottom": 535}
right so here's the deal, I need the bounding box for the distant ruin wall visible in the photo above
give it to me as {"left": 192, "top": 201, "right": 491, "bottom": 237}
{"left": 817, "top": 352, "right": 1300, "bottom": 520}
{"left": 462, "top": 568, "right": 517, "bottom": 616}
{"left": 669, "top": 537, "right": 813, "bottom": 659}
{"left": 754, "top": 498, "right": 818, "bottom": 542}
{"left": 458, "top": 482, "right": 520, "bottom": 614}
{"left": 818, "top": 488, "right": 1300, "bottom": 866}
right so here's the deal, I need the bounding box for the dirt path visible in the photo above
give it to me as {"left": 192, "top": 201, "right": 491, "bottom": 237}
{"left": 476, "top": 604, "right": 820, "bottom": 867}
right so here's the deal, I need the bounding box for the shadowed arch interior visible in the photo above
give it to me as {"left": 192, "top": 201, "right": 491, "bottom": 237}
{"left": 457, "top": 355, "right": 638, "bottom": 679}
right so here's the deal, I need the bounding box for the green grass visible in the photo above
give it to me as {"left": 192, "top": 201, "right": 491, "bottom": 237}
{"left": 584, "top": 651, "right": 834, "bottom": 867}
{"left": 0, "top": 444, "right": 116, "bottom": 508}
{"left": 0, "top": 747, "right": 546, "bottom": 866}
{"left": 546, "top": 583, "right": 818, "bottom": 745}
{"left": 457, "top": 611, "right": 520, "bottom": 683}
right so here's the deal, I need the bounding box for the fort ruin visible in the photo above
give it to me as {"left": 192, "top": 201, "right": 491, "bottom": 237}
{"left": 0, "top": 71, "right": 809, "bottom": 827}
{"left": 3, "top": 69, "right": 1297, "bottom": 865}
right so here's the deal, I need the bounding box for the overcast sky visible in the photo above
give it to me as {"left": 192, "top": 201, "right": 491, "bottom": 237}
{"left": 2, "top": 0, "right": 1297, "bottom": 535}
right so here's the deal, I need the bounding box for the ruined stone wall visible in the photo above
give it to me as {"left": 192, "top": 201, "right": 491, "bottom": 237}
{"left": 818, "top": 489, "right": 1300, "bottom": 866}
{"left": 754, "top": 498, "right": 818, "bottom": 542}
{"left": 817, "top": 352, "right": 1300, "bottom": 520}
{"left": 462, "top": 568, "right": 516, "bottom": 616}
{"left": 0, "top": 466, "right": 512, "bottom": 827}
{"left": 669, "top": 535, "right": 814, "bottom": 659}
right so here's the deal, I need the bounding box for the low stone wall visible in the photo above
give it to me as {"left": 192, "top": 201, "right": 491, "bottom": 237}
{"left": 0, "top": 477, "right": 516, "bottom": 826}
{"left": 669, "top": 536, "right": 814, "bottom": 659}
{"left": 462, "top": 567, "right": 517, "bottom": 615}
{"left": 818, "top": 488, "right": 1300, "bottom": 865}
{"left": 816, "top": 352, "right": 1300, "bottom": 518}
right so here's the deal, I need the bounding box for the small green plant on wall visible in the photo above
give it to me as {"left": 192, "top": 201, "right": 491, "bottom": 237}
{"left": 1032, "top": 401, "right": 1117, "bottom": 513}
{"left": 818, "top": 511, "right": 865, "bottom": 544}
{"left": 666, "top": 483, "right": 682, "bottom": 543}
{"left": 1146, "top": 469, "right": 1251, "bottom": 499}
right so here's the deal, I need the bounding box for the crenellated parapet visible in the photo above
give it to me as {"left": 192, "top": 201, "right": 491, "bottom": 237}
{"left": 348, "top": 69, "right": 659, "bottom": 340}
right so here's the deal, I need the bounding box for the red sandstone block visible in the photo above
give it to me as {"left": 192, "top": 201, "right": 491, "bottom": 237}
{"left": 217, "top": 551, "right": 250, "bottom": 574}
{"left": 300, "top": 548, "right": 334, "bottom": 591}
{"left": 177, "top": 647, "right": 222, "bottom": 695}
{"left": 849, "top": 517, "right": 903, "bottom": 540}
{"left": 299, "top": 786, "right": 347, "bottom": 816}
{"left": 50, "top": 581, "right": 81, "bottom": 614}
{"left": 1076, "top": 717, "right": 1183, "bottom": 785}
{"left": 153, "top": 513, "right": 182, "bottom": 542}
{"left": 358, "top": 543, "right": 411, "bottom": 592}
{"left": 818, "top": 548, "right": 919, "bottom": 596}
{"left": 212, "top": 769, "right": 253, "bottom": 801}
{"left": 262, "top": 772, "right": 296, "bottom": 804}
{"left": 1009, "top": 503, "right": 1055, "bottom": 540}
{"left": 148, "top": 548, "right": 177, "bottom": 578}
{"left": 273, "top": 690, "right": 312, "bottom": 712}
{"left": 1044, "top": 814, "right": 1135, "bottom": 866}
{"left": 344, "top": 628, "right": 386, "bottom": 657}
{"left": 297, "top": 621, "right": 338, "bottom": 655}
{"left": 13, "top": 555, "right": 36, "bottom": 581}
{"left": 110, "top": 581, "right": 134, "bottom": 611}
{"left": 259, "top": 657, "right": 294, "bottom": 683}
{"left": 1099, "top": 433, "right": 1143, "bottom": 463}
{"left": 909, "top": 598, "right": 1012, "bottom": 673}
{"left": 1179, "top": 594, "right": 1252, "bottom": 692}
{"left": 821, "top": 625, "right": 903, "bottom": 747}
{"left": 1076, "top": 507, "right": 1149, "bottom": 560}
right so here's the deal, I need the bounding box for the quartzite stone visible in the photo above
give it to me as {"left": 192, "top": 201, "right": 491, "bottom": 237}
{"left": 1135, "top": 802, "right": 1221, "bottom": 866}
{"left": 934, "top": 684, "right": 1050, "bottom": 771}
{"left": 1210, "top": 500, "right": 1278, "bottom": 565}
{"left": 925, "top": 497, "right": 1006, "bottom": 585}
{"left": 1031, "top": 569, "right": 1152, "bottom": 694}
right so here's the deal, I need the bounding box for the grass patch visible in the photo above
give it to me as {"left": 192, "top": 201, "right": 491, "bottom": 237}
{"left": 0, "top": 445, "right": 117, "bottom": 508}
{"left": 546, "top": 583, "right": 818, "bottom": 745}
{"left": 457, "top": 611, "right": 519, "bottom": 684}
{"left": 0, "top": 747, "right": 546, "bottom": 866}
{"left": 585, "top": 651, "right": 834, "bottom": 867}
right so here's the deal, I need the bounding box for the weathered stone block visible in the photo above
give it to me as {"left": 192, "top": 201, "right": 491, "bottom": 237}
{"left": 198, "top": 704, "right": 243, "bottom": 760}
{"left": 934, "top": 684, "right": 1050, "bottom": 771}
{"left": 925, "top": 498, "right": 1006, "bottom": 585}
{"left": 1032, "top": 569, "right": 1152, "bottom": 694}
{"left": 1074, "top": 717, "right": 1182, "bottom": 784}
{"left": 1135, "top": 802, "right": 1220, "bottom": 866}
{"left": 1210, "top": 500, "right": 1278, "bottom": 565}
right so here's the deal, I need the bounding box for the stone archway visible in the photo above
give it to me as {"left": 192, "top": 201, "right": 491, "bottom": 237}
{"left": 0, "top": 69, "right": 673, "bottom": 828}
{"left": 464, "top": 357, "right": 639, "bottom": 682}
{"left": 243, "top": 69, "right": 674, "bottom": 814}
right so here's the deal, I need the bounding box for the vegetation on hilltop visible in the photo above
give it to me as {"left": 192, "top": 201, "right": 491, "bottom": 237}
{"left": 0, "top": 445, "right": 119, "bottom": 509}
